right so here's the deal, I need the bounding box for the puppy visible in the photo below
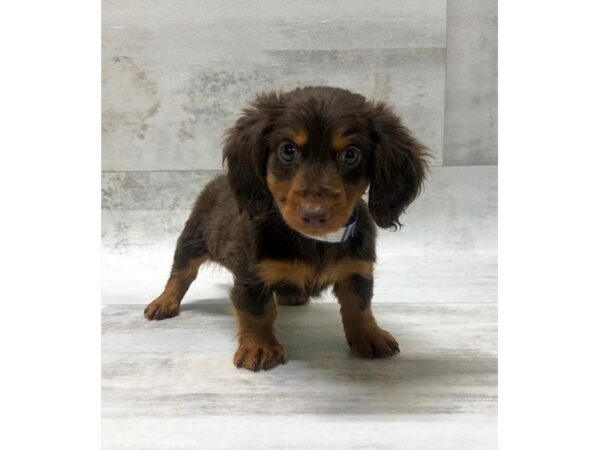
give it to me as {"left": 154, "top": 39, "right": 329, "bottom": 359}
{"left": 144, "top": 86, "right": 428, "bottom": 371}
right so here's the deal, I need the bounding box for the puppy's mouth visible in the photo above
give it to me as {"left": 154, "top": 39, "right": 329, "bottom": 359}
{"left": 266, "top": 174, "right": 359, "bottom": 237}
{"left": 279, "top": 202, "right": 353, "bottom": 237}
{"left": 298, "top": 204, "right": 332, "bottom": 230}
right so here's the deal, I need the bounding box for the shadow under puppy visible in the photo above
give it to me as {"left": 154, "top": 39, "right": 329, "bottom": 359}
{"left": 145, "top": 86, "right": 428, "bottom": 371}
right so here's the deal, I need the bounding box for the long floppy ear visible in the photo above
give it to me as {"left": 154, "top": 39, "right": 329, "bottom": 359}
{"left": 223, "top": 92, "right": 283, "bottom": 217}
{"left": 367, "top": 102, "right": 430, "bottom": 229}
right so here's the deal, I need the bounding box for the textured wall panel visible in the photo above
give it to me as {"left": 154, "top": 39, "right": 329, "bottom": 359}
{"left": 444, "top": 0, "right": 497, "bottom": 165}
{"left": 102, "top": 1, "right": 447, "bottom": 171}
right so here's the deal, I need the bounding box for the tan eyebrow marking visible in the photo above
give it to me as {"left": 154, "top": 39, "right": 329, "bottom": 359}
{"left": 288, "top": 128, "right": 309, "bottom": 147}
{"left": 332, "top": 131, "right": 351, "bottom": 152}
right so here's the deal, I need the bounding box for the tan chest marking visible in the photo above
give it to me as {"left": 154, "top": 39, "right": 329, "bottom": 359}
{"left": 257, "top": 258, "right": 373, "bottom": 288}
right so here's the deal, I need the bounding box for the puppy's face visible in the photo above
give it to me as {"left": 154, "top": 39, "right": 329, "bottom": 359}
{"left": 265, "top": 125, "right": 370, "bottom": 236}
{"left": 224, "top": 86, "right": 429, "bottom": 231}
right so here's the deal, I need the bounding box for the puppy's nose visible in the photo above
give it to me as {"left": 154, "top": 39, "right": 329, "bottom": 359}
{"left": 300, "top": 204, "right": 331, "bottom": 228}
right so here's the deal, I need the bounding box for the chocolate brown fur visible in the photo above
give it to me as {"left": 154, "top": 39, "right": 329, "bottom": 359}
{"left": 144, "top": 86, "right": 428, "bottom": 371}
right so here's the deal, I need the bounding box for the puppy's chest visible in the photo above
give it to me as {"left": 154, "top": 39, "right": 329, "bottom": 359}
{"left": 256, "top": 257, "right": 372, "bottom": 290}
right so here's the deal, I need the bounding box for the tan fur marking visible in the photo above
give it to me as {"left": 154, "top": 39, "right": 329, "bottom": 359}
{"left": 257, "top": 258, "right": 373, "bottom": 288}
{"left": 289, "top": 128, "right": 309, "bottom": 147}
{"left": 332, "top": 131, "right": 350, "bottom": 151}
{"left": 144, "top": 256, "right": 207, "bottom": 320}
{"left": 335, "top": 279, "right": 378, "bottom": 334}
{"left": 257, "top": 259, "right": 315, "bottom": 287}
{"left": 266, "top": 172, "right": 292, "bottom": 204}
{"left": 235, "top": 298, "right": 277, "bottom": 342}
{"left": 266, "top": 164, "right": 368, "bottom": 237}
{"left": 164, "top": 256, "right": 207, "bottom": 299}
{"left": 234, "top": 299, "right": 286, "bottom": 370}
{"left": 335, "top": 278, "right": 400, "bottom": 358}
{"left": 319, "top": 259, "right": 372, "bottom": 283}
{"left": 345, "top": 179, "right": 369, "bottom": 204}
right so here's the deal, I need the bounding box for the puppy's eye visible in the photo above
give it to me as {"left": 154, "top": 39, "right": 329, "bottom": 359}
{"left": 278, "top": 142, "right": 299, "bottom": 163}
{"left": 339, "top": 146, "right": 361, "bottom": 167}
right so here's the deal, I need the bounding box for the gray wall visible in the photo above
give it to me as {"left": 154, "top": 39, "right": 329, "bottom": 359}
{"left": 444, "top": 0, "right": 497, "bottom": 165}
{"left": 102, "top": 0, "right": 497, "bottom": 171}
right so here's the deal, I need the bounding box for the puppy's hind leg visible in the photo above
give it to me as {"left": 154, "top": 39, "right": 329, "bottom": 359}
{"left": 144, "top": 217, "right": 208, "bottom": 320}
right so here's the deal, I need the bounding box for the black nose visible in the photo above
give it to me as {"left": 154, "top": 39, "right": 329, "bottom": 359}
{"left": 299, "top": 204, "right": 331, "bottom": 228}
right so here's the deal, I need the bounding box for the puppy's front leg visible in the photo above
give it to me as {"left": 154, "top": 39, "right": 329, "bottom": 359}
{"left": 334, "top": 275, "right": 400, "bottom": 358}
{"left": 144, "top": 256, "right": 207, "bottom": 320}
{"left": 231, "top": 280, "right": 286, "bottom": 371}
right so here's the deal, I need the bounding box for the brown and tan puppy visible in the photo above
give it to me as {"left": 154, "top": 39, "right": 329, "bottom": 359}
{"left": 144, "top": 86, "right": 428, "bottom": 371}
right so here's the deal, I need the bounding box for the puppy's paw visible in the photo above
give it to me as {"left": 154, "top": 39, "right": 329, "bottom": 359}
{"left": 144, "top": 295, "right": 180, "bottom": 320}
{"left": 346, "top": 326, "right": 400, "bottom": 359}
{"left": 276, "top": 293, "right": 309, "bottom": 306}
{"left": 234, "top": 338, "right": 287, "bottom": 371}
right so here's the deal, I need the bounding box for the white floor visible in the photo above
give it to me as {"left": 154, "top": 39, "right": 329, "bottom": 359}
{"left": 102, "top": 166, "right": 497, "bottom": 449}
{"left": 102, "top": 301, "right": 496, "bottom": 449}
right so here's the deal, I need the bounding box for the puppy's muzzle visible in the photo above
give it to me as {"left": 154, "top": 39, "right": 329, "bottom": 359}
{"left": 299, "top": 203, "right": 331, "bottom": 228}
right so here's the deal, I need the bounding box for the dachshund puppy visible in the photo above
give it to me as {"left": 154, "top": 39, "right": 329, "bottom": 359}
{"left": 144, "top": 86, "right": 428, "bottom": 371}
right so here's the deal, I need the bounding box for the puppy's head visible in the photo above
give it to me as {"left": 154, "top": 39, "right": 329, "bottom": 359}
{"left": 223, "top": 86, "right": 429, "bottom": 235}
